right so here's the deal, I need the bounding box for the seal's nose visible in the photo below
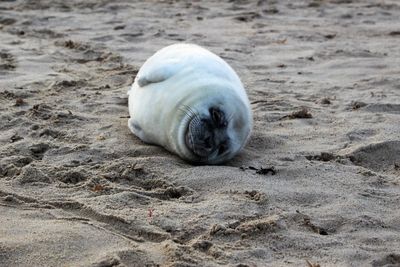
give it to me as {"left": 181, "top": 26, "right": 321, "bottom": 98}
{"left": 186, "top": 117, "right": 217, "bottom": 158}
{"left": 217, "top": 139, "right": 229, "bottom": 155}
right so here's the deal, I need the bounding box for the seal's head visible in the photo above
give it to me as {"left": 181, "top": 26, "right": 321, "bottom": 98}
{"left": 186, "top": 107, "right": 229, "bottom": 158}
{"left": 180, "top": 99, "right": 251, "bottom": 164}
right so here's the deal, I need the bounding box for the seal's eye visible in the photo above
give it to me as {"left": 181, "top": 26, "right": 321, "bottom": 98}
{"left": 209, "top": 107, "right": 226, "bottom": 128}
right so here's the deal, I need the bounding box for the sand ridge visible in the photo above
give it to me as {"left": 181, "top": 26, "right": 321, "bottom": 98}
{"left": 1, "top": 0, "right": 400, "bottom": 266}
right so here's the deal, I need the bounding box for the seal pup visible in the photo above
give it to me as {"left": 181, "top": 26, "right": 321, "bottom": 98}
{"left": 128, "top": 44, "right": 252, "bottom": 164}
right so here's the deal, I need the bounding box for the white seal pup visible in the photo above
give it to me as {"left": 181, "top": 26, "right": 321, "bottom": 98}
{"left": 128, "top": 44, "right": 252, "bottom": 164}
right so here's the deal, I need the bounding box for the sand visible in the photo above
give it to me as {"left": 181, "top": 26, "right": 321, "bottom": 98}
{"left": 1, "top": 0, "right": 400, "bottom": 266}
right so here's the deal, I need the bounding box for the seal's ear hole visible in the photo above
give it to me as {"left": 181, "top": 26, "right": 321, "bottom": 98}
{"left": 209, "top": 107, "right": 225, "bottom": 126}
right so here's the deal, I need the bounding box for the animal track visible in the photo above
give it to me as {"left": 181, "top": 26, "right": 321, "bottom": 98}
{"left": 365, "top": 103, "right": 400, "bottom": 114}
{"left": 29, "top": 143, "right": 50, "bottom": 159}
{"left": 371, "top": 253, "right": 400, "bottom": 267}
{"left": 0, "top": 50, "right": 16, "bottom": 71}
{"left": 100, "top": 160, "right": 193, "bottom": 200}
{"left": 348, "top": 141, "right": 400, "bottom": 173}
{"left": 28, "top": 104, "right": 53, "bottom": 120}
{"left": 346, "top": 129, "right": 377, "bottom": 142}
{"left": 17, "top": 165, "right": 50, "bottom": 184}
{"left": 208, "top": 215, "right": 284, "bottom": 238}
{"left": 0, "top": 156, "right": 33, "bottom": 177}
{"left": 60, "top": 170, "right": 88, "bottom": 184}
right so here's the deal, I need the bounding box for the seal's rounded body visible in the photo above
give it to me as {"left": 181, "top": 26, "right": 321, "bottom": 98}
{"left": 128, "top": 44, "right": 252, "bottom": 164}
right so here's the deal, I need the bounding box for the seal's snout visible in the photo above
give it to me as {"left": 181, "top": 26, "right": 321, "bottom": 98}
{"left": 186, "top": 118, "right": 214, "bottom": 158}
{"left": 185, "top": 107, "right": 231, "bottom": 160}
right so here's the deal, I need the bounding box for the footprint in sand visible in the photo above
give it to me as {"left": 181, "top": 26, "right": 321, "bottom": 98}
{"left": 348, "top": 140, "right": 400, "bottom": 173}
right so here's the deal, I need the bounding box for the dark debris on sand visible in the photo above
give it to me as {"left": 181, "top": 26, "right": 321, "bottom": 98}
{"left": 240, "top": 166, "right": 277, "bottom": 175}
{"left": 280, "top": 108, "right": 313, "bottom": 120}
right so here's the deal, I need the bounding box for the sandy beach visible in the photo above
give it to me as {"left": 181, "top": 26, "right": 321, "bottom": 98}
{"left": 1, "top": 0, "right": 400, "bottom": 266}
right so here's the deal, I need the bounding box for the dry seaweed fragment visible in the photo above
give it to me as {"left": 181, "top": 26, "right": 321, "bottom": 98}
{"left": 240, "top": 166, "right": 276, "bottom": 175}
{"left": 244, "top": 190, "right": 267, "bottom": 202}
{"left": 389, "top": 31, "right": 400, "bottom": 36}
{"left": 92, "top": 184, "right": 105, "bottom": 192}
{"left": 303, "top": 217, "right": 328, "bottom": 235}
{"left": 306, "top": 260, "right": 321, "bottom": 267}
{"left": 351, "top": 101, "right": 367, "bottom": 110}
{"left": 280, "top": 108, "right": 313, "bottom": 120}
{"left": 324, "top": 33, "right": 336, "bottom": 39}
{"left": 306, "top": 152, "right": 335, "bottom": 162}
{"left": 113, "top": 25, "right": 126, "bottom": 30}
{"left": 15, "top": 98, "right": 25, "bottom": 106}
{"left": 275, "top": 38, "right": 287, "bottom": 44}
{"left": 256, "top": 166, "right": 276, "bottom": 175}
{"left": 10, "top": 133, "right": 23, "bottom": 143}
{"left": 320, "top": 97, "right": 331, "bottom": 104}
{"left": 58, "top": 39, "right": 89, "bottom": 51}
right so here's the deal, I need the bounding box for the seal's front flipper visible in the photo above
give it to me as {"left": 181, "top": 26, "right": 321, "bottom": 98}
{"left": 136, "top": 58, "right": 182, "bottom": 87}
{"left": 128, "top": 118, "right": 154, "bottom": 144}
{"left": 128, "top": 118, "right": 142, "bottom": 135}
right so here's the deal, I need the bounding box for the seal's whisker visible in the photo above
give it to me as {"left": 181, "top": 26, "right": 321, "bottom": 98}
{"left": 180, "top": 105, "right": 192, "bottom": 117}
{"left": 178, "top": 109, "right": 190, "bottom": 119}
{"left": 227, "top": 112, "right": 235, "bottom": 123}
{"left": 184, "top": 105, "right": 199, "bottom": 118}
{"left": 181, "top": 104, "right": 201, "bottom": 124}
{"left": 178, "top": 105, "right": 196, "bottom": 123}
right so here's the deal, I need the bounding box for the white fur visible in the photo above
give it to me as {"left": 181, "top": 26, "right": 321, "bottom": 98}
{"left": 128, "top": 44, "right": 252, "bottom": 164}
